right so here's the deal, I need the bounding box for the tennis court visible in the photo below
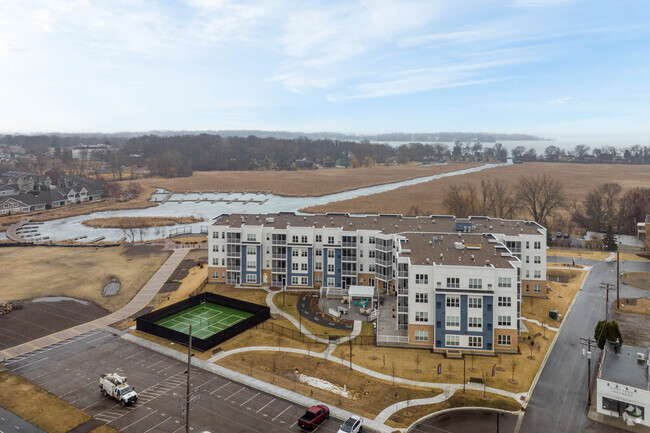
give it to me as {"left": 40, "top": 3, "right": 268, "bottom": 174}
{"left": 154, "top": 302, "right": 253, "bottom": 340}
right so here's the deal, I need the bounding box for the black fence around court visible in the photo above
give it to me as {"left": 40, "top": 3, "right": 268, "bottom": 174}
{"left": 254, "top": 321, "right": 376, "bottom": 346}
{"left": 136, "top": 292, "right": 270, "bottom": 352}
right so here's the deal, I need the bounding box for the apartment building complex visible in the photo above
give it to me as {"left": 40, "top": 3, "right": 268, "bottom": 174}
{"left": 208, "top": 213, "right": 547, "bottom": 353}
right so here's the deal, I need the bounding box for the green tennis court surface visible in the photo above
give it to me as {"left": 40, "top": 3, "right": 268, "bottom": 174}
{"left": 154, "top": 302, "right": 253, "bottom": 339}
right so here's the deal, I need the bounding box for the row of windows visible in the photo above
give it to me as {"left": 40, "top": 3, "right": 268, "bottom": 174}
{"left": 446, "top": 296, "right": 482, "bottom": 308}
{"left": 417, "top": 333, "right": 511, "bottom": 346}
{"left": 291, "top": 276, "right": 309, "bottom": 285}
{"left": 524, "top": 255, "right": 542, "bottom": 264}
{"left": 525, "top": 270, "right": 543, "bottom": 279}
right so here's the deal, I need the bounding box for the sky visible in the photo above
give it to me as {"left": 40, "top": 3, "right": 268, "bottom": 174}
{"left": 0, "top": 0, "right": 649, "bottom": 143}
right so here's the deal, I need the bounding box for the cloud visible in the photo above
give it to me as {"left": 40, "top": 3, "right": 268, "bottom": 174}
{"left": 548, "top": 97, "right": 572, "bottom": 104}
{"left": 512, "top": 0, "right": 576, "bottom": 8}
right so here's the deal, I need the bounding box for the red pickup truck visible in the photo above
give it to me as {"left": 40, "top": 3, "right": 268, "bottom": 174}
{"left": 298, "top": 404, "right": 330, "bottom": 430}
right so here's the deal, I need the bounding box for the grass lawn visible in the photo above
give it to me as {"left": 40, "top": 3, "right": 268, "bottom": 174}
{"left": 204, "top": 284, "right": 269, "bottom": 305}
{"left": 304, "top": 162, "right": 650, "bottom": 216}
{"left": 173, "top": 236, "right": 208, "bottom": 244}
{"left": 273, "top": 293, "right": 352, "bottom": 338}
{"left": 386, "top": 389, "right": 521, "bottom": 428}
{"left": 89, "top": 426, "right": 121, "bottom": 433}
{"left": 216, "top": 351, "right": 441, "bottom": 421}
{"left": 615, "top": 299, "right": 650, "bottom": 316}
{"left": 0, "top": 370, "right": 91, "bottom": 433}
{"left": 0, "top": 246, "right": 171, "bottom": 311}
{"left": 217, "top": 326, "right": 328, "bottom": 352}
{"left": 522, "top": 268, "right": 586, "bottom": 324}
{"left": 547, "top": 249, "right": 611, "bottom": 260}
{"left": 622, "top": 272, "right": 650, "bottom": 290}
{"left": 332, "top": 322, "right": 555, "bottom": 394}
{"left": 120, "top": 162, "right": 483, "bottom": 197}
{"left": 82, "top": 216, "right": 202, "bottom": 228}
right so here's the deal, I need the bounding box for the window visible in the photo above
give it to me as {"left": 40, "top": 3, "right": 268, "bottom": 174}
{"left": 415, "top": 330, "right": 428, "bottom": 341}
{"left": 468, "top": 336, "right": 482, "bottom": 347}
{"left": 533, "top": 270, "right": 541, "bottom": 279}
{"left": 301, "top": 235, "right": 308, "bottom": 243}
{"left": 446, "top": 335, "right": 460, "bottom": 346}
{"left": 369, "top": 236, "right": 375, "bottom": 244}
{"left": 222, "top": 245, "right": 225, "bottom": 252}
{"left": 368, "top": 264, "right": 376, "bottom": 272}
{"left": 212, "top": 271, "right": 218, "bottom": 279}
{"left": 359, "top": 250, "right": 363, "bottom": 258}
{"left": 222, "top": 258, "right": 225, "bottom": 266}
{"left": 368, "top": 250, "right": 376, "bottom": 258}
{"left": 327, "top": 277, "right": 335, "bottom": 287}
{"left": 534, "top": 256, "right": 541, "bottom": 264}
{"left": 212, "top": 232, "right": 218, "bottom": 239}
{"left": 468, "top": 317, "right": 482, "bottom": 328}
{"left": 301, "top": 263, "right": 307, "bottom": 271}
{"left": 327, "top": 249, "right": 335, "bottom": 258}
{"left": 315, "top": 235, "right": 322, "bottom": 243}
{"left": 292, "top": 235, "right": 299, "bottom": 243}
{"left": 315, "top": 275, "right": 322, "bottom": 284}
{"left": 359, "top": 236, "right": 364, "bottom": 244}
{"left": 446, "top": 316, "right": 460, "bottom": 327}
{"left": 498, "top": 278, "right": 512, "bottom": 288}
{"left": 212, "top": 245, "right": 218, "bottom": 252}
{"left": 315, "top": 262, "right": 322, "bottom": 270}
{"left": 497, "top": 335, "right": 511, "bottom": 346}
{"left": 446, "top": 296, "right": 460, "bottom": 307}
{"left": 415, "top": 274, "right": 429, "bottom": 284}
{"left": 525, "top": 241, "right": 529, "bottom": 249}
{"left": 212, "top": 258, "right": 218, "bottom": 265}
{"left": 534, "top": 284, "right": 541, "bottom": 293}
{"left": 292, "top": 263, "right": 299, "bottom": 271}
{"left": 534, "top": 241, "right": 541, "bottom": 249}
{"left": 301, "top": 277, "right": 308, "bottom": 285}
{"left": 247, "top": 234, "right": 256, "bottom": 242}
{"left": 328, "top": 263, "right": 335, "bottom": 273}
{"left": 498, "top": 315, "right": 511, "bottom": 326}
{"left": 301, "top": 249, "right": 308, "bottom": 257}
{"left": 359, "top": 264, "right": 363, "bottom": 272}
{"left": 247, "top": 260, "right": 256, "bottom": 270}
{"left": 525, "top": 270, "right": 530, "bottom": 278}
{"left": 246, "top": 274, "right": 257, "bottom": 283}
{"left": 328, "top": 236, "right": 335, "bottom": 244}
{"left": 498, "top": 296, "right": 512, "bottom": 307}
{"left": 469, "top": 278, "right": 482, "bottom": 289}
{"left": 525, "top": 255, "right": 530, "bottom": 263}
{"left": 222, "top": 232, "right": 225, "bottom": 239}
{"left": 446, "top": 278, "right": 460, "bottom": 288}
{"left": 468, "top": 297, "right": 482, "bottom": 308}
{"left": 415, "top": 312, "right": 428, "bottom": 322}
{"left": 292, "top": 249, "right": 299, "bottom": 257}
{"left": 415, "top": 293, "right": 428, "bottom": 303}
{"left": 315, "top": 249, "right": 322, "bottom": 257}
{"left": 247, "top": 248, "right": 256, "bottom": 255}
{"left": 291, "top": 276, "right": 299, "bottom": 285}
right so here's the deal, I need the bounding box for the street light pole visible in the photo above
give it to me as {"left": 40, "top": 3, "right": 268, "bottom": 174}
{"left": 186, "top": 324, "right": 192, "bottom": 433}
{"left": 579, "top": 337, "right": 595, "bottom": 406}
{"left": 616, "top": 251, "right": 620, "bottom": 309}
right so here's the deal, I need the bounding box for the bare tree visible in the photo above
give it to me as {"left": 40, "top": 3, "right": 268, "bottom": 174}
{"left": 509, "top": 358, "right": 518, "bottom": 383}
{"left": 415, "top": 353, "right": 421, "bottom": 373}
{"left": 491, "top": 179, "right": 519, "bottom": 218}
{"left": 516, "top": 174, "right": 565, "bottom": 225}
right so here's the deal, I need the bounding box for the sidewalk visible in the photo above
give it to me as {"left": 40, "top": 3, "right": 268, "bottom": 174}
{"left": 0, "top": 248, "right": 190, "bottom": 360}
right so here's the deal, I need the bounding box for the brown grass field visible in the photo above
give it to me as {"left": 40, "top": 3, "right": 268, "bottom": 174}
{"left": 0, "top": 246, "right": 171, "bottom": 311}
{"left": 0, "top": 370, "right": 91, "bottom": 433}
{"left": 216, "top": 351, "right": 441, "bottom": 422}
{"left": 120, "top": 162, "right": 483, "bottom": 197}
{"left": 386, "top": 389, "right": 521, "bottom": 428}
{"left": 304, "top": 162, "right": 650, "bottom": 216}
{"left": 82, "top": 215, "right": 203, "bottom": 229}
{"left": 522, "top": 269, "right": 586, "bottom": 324}
{"left": 621, "top": 272, "right": 650, "bottom": 289}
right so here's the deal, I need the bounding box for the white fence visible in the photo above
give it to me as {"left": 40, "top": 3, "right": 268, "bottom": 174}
{"left": 376, "top": 335, "right": 409, "bottom": 344}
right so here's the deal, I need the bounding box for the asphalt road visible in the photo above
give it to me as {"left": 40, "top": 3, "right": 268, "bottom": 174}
{"left": 411, "top": 409, "right": 517, "bottom": 433}
{"left": 0, "top": 406, "right": 46, "bottom": 433}
{"left": 518, "top": 259, "right": 650, "bottom": 433}
{"left": 2, "top": 330, "right": 354, "bottom": 433}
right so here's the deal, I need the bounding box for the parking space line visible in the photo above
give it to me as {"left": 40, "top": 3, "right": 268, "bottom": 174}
{"left": 157, "top": 363, "right": 179, "bottom": 375}
{"left": 256, "top": 398, "right": 276, "bottom": 413}
{"left": 272, "top": 404, "right": 292, "bottom": 422}
{"left": 225, "top": 387, "right": 243, "bottom": 401}
{"left": 120, "top": 409, "right": 158, "bottom": 430}
{"left": 143, "top": 416, "right": 171, "bottom": 433}
{"left": 13, "top": 356, "right": 49, "bottom": 371}
{"left": 240, "top": 392, "right": 260, "bottom": 407}
{"left": 209, "top": 381, "right": 230, "bottom": 395}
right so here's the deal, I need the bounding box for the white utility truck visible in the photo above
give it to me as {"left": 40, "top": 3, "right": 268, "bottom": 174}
{"left": 98, "top": 373, "right": 138, "bottom": 406}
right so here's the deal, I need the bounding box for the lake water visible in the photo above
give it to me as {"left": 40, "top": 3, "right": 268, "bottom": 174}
{"left": 34, "top": 162, "right": 506, "bottom": 242}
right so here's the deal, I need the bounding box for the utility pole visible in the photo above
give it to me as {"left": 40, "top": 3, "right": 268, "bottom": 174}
{"left": 349, "top": 338, "right": 353, "bottom": 371}
{"left": 599, "top": 283, "right": 614, "bottom": 321}
{"left": 579, "top": 337, "right": 595, "bottom": 406}
{"left": 186, "top": 324, "right": 192, "bottom": 433}
{"left": 463, "top": 356, "right": 466, "bottom": 393}
{"left": 616, "top": 251, "right": 620, "bottom": 309}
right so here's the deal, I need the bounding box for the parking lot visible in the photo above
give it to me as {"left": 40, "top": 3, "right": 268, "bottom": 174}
{"left": 3, "top": 330, "right": 349, "bottom": 433}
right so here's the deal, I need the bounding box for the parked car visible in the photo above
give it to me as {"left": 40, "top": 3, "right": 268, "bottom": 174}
{"left": 298, "top": 404, "right": 329, "bottom": 430}
{"left": 337, "top": 415, "right": 363, "bottom": 433}
{"left": 563, "top": 233, "right": 570, "bottom": 238}
{"left": 556, "top": 232, "right": 562, "bottom": 238}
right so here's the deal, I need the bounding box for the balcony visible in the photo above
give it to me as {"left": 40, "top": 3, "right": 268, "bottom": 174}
{"left": 397, "top": 287, "right": 408, "bottom": 295}
{"left": 272, "top": 253, "right": 287, "bottom": 259}
{"left": 341, "top": 254, "right": 357, "bottom": 262}
{"left": 375, "top": 258, "right": 392, "bottom": 267}
{"left": 376, "top": 243, "right": 392, "bottom": 252}
{"left": 227, "top": 250, "right": 241, "bottom": 258}
{"left": 398, "top": 271, "right": 408, "bottom": 278}
{"left": 272, "top": 267, "right": 287, "bottom": 273}
{"left": 342, "top": 268, "right": 357, "bottom": 276}
{"left": 342, "top": 241, "right": 357, "bottom": 248}
{"left": 397, "top": 305, "right": 408, "bottom": 313}
{"left": 272, "top": 239, "right": 286, "bottom": 245}
{"left": 226, "top": 265, "right": 240, "bottom": 271}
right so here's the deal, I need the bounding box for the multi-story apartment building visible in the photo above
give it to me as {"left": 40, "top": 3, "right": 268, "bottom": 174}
{"left": 208, "top": 213, "right": 547, "bottom": 353}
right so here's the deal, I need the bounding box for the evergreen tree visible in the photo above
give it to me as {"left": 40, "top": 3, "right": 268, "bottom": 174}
{"left": 602, "top": 222, "right": 618, "bottom": 251}
{"left": 594, "top": 320, "right": 623, "bottom": 349}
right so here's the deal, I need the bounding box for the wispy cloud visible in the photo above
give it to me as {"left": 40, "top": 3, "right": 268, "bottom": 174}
{"left": 548, "top": 97, "right": 572, "bottom": 104}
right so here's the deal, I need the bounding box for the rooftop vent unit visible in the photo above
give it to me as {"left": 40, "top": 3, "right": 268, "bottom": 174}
{"left": 255, "top": 215, "right": 259, "bottom": 219}
{"left": 265, "top": 217, "right": 274, "bottom": 223}
{"left": 516, "top": 222, "right": 520, "bottom": 227}
{"left": 440, "top": 253, "right": 444, "bottom": 259}
{"left": 501, "top": 221, "right": 504, "bottom": 226}
{"left": 489, "top": 225, "right": 492, "bottom": 230}
{"left": 429, "top": 240, "right": 433, "bottom": 245}
{"left": 454, "top": 242, "right": 464, "bottom": 250}
{"left": 432, "top": 219, "right": 435, "bottom": 224}
{"left": 485, "top": 260, "right": 490, "bottom": 266}
{"left": 470, "top": 254, "right": 475, "bottom": 261}
{"left": 304, "top": 216, "right": 307, "bottom": 220}
{"left": 520, "top": 228, "right": 524, "bottom": 233}
{"left": 350, "top": 222, "right": 353, "bottom": 227}
{"left": 418, "top": 225, "right": 422, "bottom": 230}
{"left": 425, "top": 258, "right": 430, "bottom": 263}
{"left": 638, "top": 352, "right": 647, "bottom": 362}
{"left": 373, "top": 218, "right": 377, "bottom": 223}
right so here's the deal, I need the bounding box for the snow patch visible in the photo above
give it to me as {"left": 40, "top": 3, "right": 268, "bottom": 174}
{"left": 298, "top": 374, "right": 353, "bottom": 399}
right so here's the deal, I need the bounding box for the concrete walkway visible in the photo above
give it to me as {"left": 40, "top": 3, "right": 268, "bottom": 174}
{"left": 520, "top": 317, "right": 560, "bottom": 332}
{"left": 0, "top": 248, "right": 189, "bottom": 360}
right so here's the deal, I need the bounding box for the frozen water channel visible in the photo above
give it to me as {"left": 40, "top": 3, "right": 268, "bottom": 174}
{"left": 35, "top": 163, "right": 505, "bottom": 242}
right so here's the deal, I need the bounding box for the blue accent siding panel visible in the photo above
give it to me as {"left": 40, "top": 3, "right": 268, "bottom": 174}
{"left": 241, "top": 245, "right": 261, "bottom": 284}
{"left": 435, "top": 294, "right": 494, "bottom": 351}
{"left": 307, "top": 247, "right": 313, "bottom": 287}
{"left": 323, "top": 247, "right": 342, "bottom": 287}
{"left": 484, "top": 296, "right": 494, "bottom": 350}
{"left": 287, "top": 247, "right": 293, "bottom": 282}
{"left": 435, "top": 294, "right": 445, "bottom": 348}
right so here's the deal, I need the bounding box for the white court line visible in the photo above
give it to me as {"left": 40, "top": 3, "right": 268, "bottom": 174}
{"left": 225, "top": 387, "right": 243, "bottom": 401}
{"left": 256, "top": 398, "right": 276, "bottom": 413}
{"left": 240, "top": 392, "right": 260, "bottom": 407}
{"left": 272, "top": 404, "right": 293, "bottom": 422}
{"left": 143, "top": 416, "right": 171, "bottom": 433}
{"left": 120, "top": 409, "right": 158, "bottom": 430}
{"left": 209, "top": 381, "right": 231, "bottom": 395}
